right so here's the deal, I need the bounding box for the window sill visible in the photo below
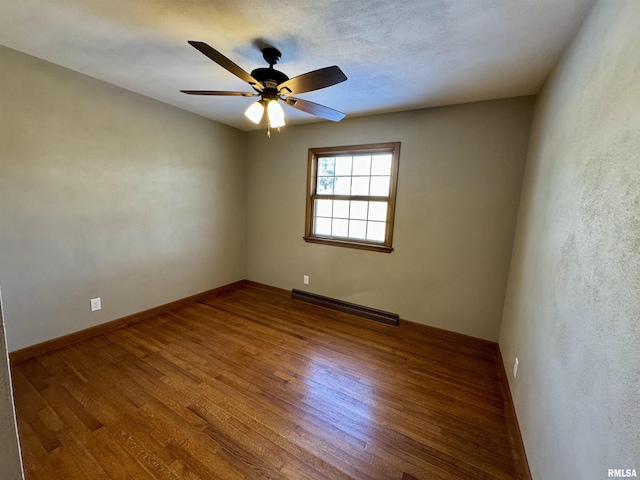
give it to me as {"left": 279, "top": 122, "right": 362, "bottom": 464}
{"left": 303, "top": 236, "right": 393, "bottom": 253}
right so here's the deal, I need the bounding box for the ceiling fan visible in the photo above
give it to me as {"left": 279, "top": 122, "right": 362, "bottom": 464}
{"left": 181, "top": 41, "right": 347, "bottom": 136}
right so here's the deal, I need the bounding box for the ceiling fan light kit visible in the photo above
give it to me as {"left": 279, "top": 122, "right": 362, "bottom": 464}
{"left": 181, "top": 41, "right": 347, "bottom": 137}
{"left": 267, "top": 100, "right": 286, "bottom": 128}
{"left": 244, "top": 100, "right": 265, "bottom": 124}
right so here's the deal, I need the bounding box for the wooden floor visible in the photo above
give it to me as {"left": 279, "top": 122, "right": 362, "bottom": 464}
{"left": 11, "top": 284, "right": 528, "bottom": 479}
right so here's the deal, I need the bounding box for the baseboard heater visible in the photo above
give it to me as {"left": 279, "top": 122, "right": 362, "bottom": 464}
{"left": 291, "top": 289, "right": 399, "bottom": 326}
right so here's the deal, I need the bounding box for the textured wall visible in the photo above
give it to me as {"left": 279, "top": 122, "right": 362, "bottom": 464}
{"left": 245, "top": 98, "right": 533, "bottom": 341}
{"left": 0, "top": 290, "right": 24, "bottom": 479}
{"left": 499, "top": 1, "right": 640, "bottom": 478}
{"left": 0, "top": 47, "right": 246, "bottom": 351}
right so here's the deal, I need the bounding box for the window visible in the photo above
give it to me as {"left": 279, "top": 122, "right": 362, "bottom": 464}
{"left": 304, "top": 142, "right": 400, "bottom": 253}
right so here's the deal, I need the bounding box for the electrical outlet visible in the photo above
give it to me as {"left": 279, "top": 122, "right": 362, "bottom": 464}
{"left": 303, "top": 275, "right": 309, "bottom": 285}
{"left": 513, "top": 357, "right": 519, "bottom": 378}
{"left": 90, "top": 297, "right": 101, "bottom": 312}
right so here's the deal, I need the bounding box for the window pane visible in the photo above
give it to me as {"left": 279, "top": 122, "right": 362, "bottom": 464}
{"left": 318, "top": 157, "right": 335, "bottom": 176}
{"left": 351, "top": 176, "right": 369, "bottom": 195}
{"left": 371, "top": 154, "right": 392, "bottom": 175}
{"left": 350, "top": 201, "right": 368, "bottom": 220}
{"left": 352, "top": 155, "right": 371, "bottom": 175}
{"left": 370, "top": 176, "right": 391, "bottom": 196}
{"left": 333, "top": 200, "right": 350, "bottom": 219}
{"left": 332, "top": 218, "right": 348, "bottom": 237}
{"left": 334, "top": 177, "right": 351, "bottom": 195}
{"left": 348, "top": 220, "right": 367, "bottom": 239}
{"left": 368, "top": 201, "right": 387, "bottom": 221}
{"left": 306, "top": 143, "right": 399, "bottom": 251}
{"left": 367, "top": 221, "right": 386, "bottom": 242}
{"left": 314, "top": 217, "right": 332, "bottom": 236}
{"left": 334, "top": 156, "right": 352, "bottom": 176}
{"left": 315, "top": 199, "right": 332, "bottom": 217}
{"left": 317, "top": 176, "right": 334, "bottom": 194}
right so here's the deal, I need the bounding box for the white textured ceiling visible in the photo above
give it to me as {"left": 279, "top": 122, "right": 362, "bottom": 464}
{"left": 0, "top": 0, "right": 594, "bottom": 131}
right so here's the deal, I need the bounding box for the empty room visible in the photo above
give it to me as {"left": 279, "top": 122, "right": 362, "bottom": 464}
{"left": 0, "top": 0, "right": 638, "bottom": 479}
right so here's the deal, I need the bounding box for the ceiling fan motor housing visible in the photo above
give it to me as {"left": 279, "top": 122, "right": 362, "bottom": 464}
{"left": 251, "top": 67, "right": 289, "bottom": 92}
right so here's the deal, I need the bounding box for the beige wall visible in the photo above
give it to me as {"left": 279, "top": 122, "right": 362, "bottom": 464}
{"left": 0, "top": 46, "right": 246, "bottom": 351}
{"left": 0, "top": 289, "right": 24, "bottom": 479}
{"left": 245, "top": 98, "right": 533, "bottom": 341}
{"left": 499, "top": 1, "right": 640, "bottom": 478}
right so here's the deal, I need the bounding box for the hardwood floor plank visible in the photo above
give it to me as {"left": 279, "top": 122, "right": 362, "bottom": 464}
{"left": 12, "top": 369, "right": 62, "bottom": 454}
{"left": 164, "top": 441, "right": 233, "bottom": 480}
{"left": 12, "top": 284, "right": 530, "bottom": 479}
{"left": 12, "top": 418, "right": 54, "bottom": 480}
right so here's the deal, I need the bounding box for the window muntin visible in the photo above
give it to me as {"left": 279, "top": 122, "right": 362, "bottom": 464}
{"left": 304, "top": 143, "right": 400, "bottom": 253}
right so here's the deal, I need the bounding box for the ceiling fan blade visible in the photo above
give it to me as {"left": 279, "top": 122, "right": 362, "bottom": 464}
{"left": 283, "top": 97, "right": 346, "bottom": 122}
{"left": 181, "top": 90, "right": 259, "bottom": 96}
{"left": 278, "top": 66, "right": 347, "bottom": 95}
{"left": 188, "top": 41, "right": 263, "bottom": 91}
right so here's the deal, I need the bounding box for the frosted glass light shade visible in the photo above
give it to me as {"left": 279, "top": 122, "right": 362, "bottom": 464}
{"left": 244, "top": 101, "right": 264, "bottom": 124}
{"left": 267, "top": 100, "right": 285, "bottom": 128}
